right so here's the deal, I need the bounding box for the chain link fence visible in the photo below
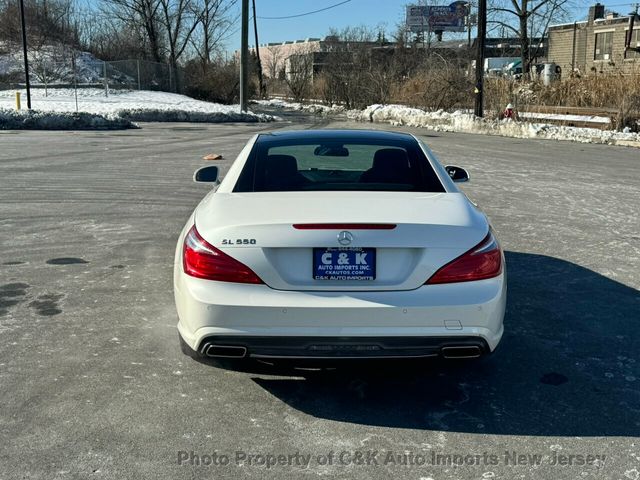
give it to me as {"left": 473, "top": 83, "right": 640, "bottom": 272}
{"left": 0, "top": 55, "right": 184, "bottom": 96}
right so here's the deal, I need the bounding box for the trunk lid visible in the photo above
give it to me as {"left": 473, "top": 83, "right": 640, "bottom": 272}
{"left": 194, "top": 192, "right": 488, "bottom": 291}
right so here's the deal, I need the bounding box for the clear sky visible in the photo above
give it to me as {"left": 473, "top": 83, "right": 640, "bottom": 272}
{"left": 226, "top": 0, "right": 639, "bottom": 51}
{"left": 236, "top": 0, "right": 410, "bottom": 49}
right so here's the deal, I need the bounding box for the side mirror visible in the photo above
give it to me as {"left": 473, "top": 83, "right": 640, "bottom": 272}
{"left": 194, "top": 165, "right": 220, "bottom": 184}
{"left": 445, "top": 165, "right": 470, "bottom": 183}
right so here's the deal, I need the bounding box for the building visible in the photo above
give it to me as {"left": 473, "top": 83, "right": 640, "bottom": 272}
{"left": 548, "top": 4, "right": 640, "bottom": 75}
{"left": 253, "top": 36, "right": 400, "bottom": 80}
{"left": 253, "top": 36, "right": 541, "bottom": 81}
{"left": 254, "top": 38, "right": 323, "bottom": 79}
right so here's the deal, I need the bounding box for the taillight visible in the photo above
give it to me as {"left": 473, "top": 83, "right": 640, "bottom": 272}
{"left": 426, "top": 231, "right": 502, "bottom": 284}
{"left": 183, "top": 225, "right": 263, "bottom": 284}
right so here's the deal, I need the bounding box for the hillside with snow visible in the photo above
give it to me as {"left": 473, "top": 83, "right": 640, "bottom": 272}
{"left": 0, "top": 42, "right": 109, "bottom": 85}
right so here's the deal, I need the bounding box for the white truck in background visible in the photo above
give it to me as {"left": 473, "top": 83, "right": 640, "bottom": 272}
{"left": 484, "top": 57, "right": 521, "bottom": 76}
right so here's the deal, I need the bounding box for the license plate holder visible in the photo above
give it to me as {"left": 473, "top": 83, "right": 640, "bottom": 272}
{"left": 313, "top": 247, "right": 376, "bottom": 280}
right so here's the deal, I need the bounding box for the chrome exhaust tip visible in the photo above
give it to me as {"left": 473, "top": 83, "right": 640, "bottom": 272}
{"left": 441, "top": 345, "right": 482, "bottom": 359}
{"left": 201, "top": 344, "right": 248, "bottom": 358}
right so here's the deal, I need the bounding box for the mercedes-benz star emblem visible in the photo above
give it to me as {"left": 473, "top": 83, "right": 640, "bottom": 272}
{"left": 337, "top": 231, "right": 353, "bottom": 246}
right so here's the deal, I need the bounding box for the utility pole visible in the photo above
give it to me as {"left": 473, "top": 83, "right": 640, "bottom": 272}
{"left": 72, "top": 52, "right": 78, "bottom": 112}
{"left": 625, "top": 4, "right": 638, "bottom": 55}
{"left": 252, "top": 0, "right": 265, "bottom": 98}
{"left": 239, "top": 0, "right": 249, "bottom": 112}
{"left": 467, "top": 2, "right": 472, "bottom": 48}
{"left": 19, "top": 0, "right": 31, "bottom": 109}
{"left": 474, "top": 0, "right": 486, "bottom": 117}
{"left": 571, "top": 21, "right": 577, "bottom": 72}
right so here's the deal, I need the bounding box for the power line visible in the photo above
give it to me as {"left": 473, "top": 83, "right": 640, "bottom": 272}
{"left": 227, "top": 14, "right": 252, "bottom": 39}
{"left": 257, "top": 0, "right": 352, "bottom": 20}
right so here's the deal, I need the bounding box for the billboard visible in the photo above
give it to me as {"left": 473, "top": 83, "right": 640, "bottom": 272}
{"left": 406, "top": 2, "right": 469, "bottom": 33}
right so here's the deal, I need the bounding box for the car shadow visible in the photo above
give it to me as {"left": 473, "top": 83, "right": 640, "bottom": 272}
{"left": 249, "top": 251, "right": 640, "bottom": 436}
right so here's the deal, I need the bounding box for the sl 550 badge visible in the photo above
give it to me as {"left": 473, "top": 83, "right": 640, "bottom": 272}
{"left": 222, "top": 238, "right": 256, "bottom": 245}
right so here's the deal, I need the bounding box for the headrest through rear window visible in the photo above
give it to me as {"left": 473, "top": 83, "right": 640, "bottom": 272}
{"left": 265, "top": 155, "right": 298, "bottom": 176}
{"left": 373, "top": 148, "right": 410, "bottom": 170}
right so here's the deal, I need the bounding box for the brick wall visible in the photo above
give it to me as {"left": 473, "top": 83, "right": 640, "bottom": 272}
{"left": 548, "top": 16, "right": 640, "bottom": 77}
{"left": 587, "top": 24, "right": 639, "bottom": 74}
{"left": 548, "top": 23, "right": 588, "bottom": 74}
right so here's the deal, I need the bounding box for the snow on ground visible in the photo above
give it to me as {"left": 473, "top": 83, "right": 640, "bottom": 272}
{"left": 259, "top": 98, "right": 639, "bottom": 147}
{"left": 518, "top": 111, "right": 611, "bottom": 125}
{"left": 254, "top": 98, "right": 347, "bottom": 115}
{"left": 0, "top": 88, "right": 276, "bottom": 126}
{"left": 0, "top": 109, "right": 136, "bottom": 130}
{"left": 354, "top": 104, "right": 640, "bottom": 146}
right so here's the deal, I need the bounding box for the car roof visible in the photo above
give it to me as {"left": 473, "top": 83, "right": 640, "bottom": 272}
{"left": 256, "top": 129, "right": 416, "bottom": 143}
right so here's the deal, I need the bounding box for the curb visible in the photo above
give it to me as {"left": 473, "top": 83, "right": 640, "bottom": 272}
{"left": 612, "top": 139, "right": 640, "bottom": 148}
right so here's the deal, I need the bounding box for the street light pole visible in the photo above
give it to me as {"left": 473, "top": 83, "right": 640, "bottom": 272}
{"left": 473, "top": 0, "right": 486, "bottom": 117}
{"left": 239, "top": 0, "right": 249, "bottom": 112}
{"left": 19, "top": 0, "right": 31, "bottom": 109}
{"left": 252, "top": 0, "right": 265, "bottom": 98}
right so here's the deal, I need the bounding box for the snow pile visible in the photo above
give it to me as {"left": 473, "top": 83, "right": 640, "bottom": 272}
{"left": 258, "top": 97, "right": 639, "bottom": 147}
{"left": 353, "top": 104, "right": 640, "bottom": 147}
{"left": 0, "top": 109, "right": 135, "bottom": 130}
{"left": 0, "top": 88, "right": 276, "bottom": 124}
{"left": 254, "top": 98, "right": 346, "bottom": 115}
{"left": 353, "top": 104, "right": 459, "bottom": 127}
{"left": 117, "top": 108, "right": 272, "bottom": 123}
{"left": 518, "top": 111, "right": 610, "bottom": 125}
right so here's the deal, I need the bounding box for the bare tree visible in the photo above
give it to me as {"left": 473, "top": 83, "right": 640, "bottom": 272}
{"left": 318, "top": 26, "right": 383, "bottom": 108}
{"left": 263, "top": 44, "right": 283, "bottom": 79}
{"left": 285, "top": 47, "right": 314, "bottom": 101}
{"left": 189, "top": 0, "right": 236, "bottom": 69}
{"left": 30, "top": 44, "right": 73, "bottom": 84}
{"left": 81, "top": 12, "right": 150, "bottom": 60}
{"left": 489, "top": 0, "right": 570, "bottom": 74}
{"left": 102, "top": 0, "right": 165, "bottom": 62}
{"left": 159, "top": 0, "right": 201, "bottom": 79}
{"left": 0, "top": 0, "right": 80, "bottom": 46}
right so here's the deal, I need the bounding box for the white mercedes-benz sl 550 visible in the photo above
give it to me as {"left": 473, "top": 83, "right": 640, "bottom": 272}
{"left": 174, "top": 129, "right": 505, "bottom": 363}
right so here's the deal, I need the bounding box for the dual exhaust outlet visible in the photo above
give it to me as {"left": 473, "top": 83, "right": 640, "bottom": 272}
{"left": 200, "top": 343, "right": 482, "bottom": 359}
{"left": 201, "top": 344, "right": 248, "bottom": 358}
{"left": 440, "top": 345, "right": 482, "bottom": 359}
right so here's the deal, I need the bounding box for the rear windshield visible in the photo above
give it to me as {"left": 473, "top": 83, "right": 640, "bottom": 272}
{"left": 233, "top": 138, "right": 445, "bottom": 193}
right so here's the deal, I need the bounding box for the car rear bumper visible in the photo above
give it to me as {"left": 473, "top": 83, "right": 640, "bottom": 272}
{"left": 175, "top": 272, "right": 506, "bottom": 357}
{"left": 191, "top": 335, "right": 491, "bottom": 360}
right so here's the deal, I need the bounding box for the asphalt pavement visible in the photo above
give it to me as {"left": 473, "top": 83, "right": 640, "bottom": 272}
{"left": 1, "top": 111, "right": 639, "bottom": 479}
